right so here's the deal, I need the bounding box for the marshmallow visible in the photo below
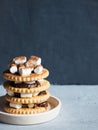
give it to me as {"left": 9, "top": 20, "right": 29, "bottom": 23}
{"left": 20, "top": 93, "right": 32, "bottom": 98}
{"left": 25, "top": 81, "right": 35, "bottom": 84}
{"left": 9, "top": 64, "right": 17, "bottom": 74}
{"left": 20, "top": 92, "right": 39, "bottom": 97}
{"left": 7, "top": 90, "right": 14, "bottom": 96}
{"left": 25, "top": 59, "right": 34, "bottom": 68}
{"left": 34, "top": 65, "right": 43, "bottom": 74}
{"left": 13, "top": 56, "right": 27, "bottom": 65}
{"left": 30, "top": 55, "right": 41, "bottom": 66}
{"left": 19, "top": 67, "right": 32, "bottom": 76}
{"left": 10, "top": 102, "right": 22, "bottom": 109}
{"left": 28, "top": 104, "right": 35, "bottom": 108}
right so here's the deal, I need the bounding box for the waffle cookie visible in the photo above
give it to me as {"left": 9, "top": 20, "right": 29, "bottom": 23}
{"left": 3, "top": 55, "right": 51, "bottom": 114}
{"left": 3, "top": 80, "right": 50, "bottom": 93}
{"left": 5, "top": 90, "right": 50, "bottom": 104}
{"left": 4, "top": 102, "right": 50, "bottom": 114}
{"left": 3, "top": 68, "right": 49, "bottom": 82}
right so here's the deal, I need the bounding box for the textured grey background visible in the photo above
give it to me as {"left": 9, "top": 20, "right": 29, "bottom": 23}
{"left": 0, "top": 0, "right": 98, "bottom": 84}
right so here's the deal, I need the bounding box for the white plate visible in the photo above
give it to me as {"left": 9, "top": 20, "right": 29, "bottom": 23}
{"left": 0, "top": 96, "right": 61, "bottom": 125}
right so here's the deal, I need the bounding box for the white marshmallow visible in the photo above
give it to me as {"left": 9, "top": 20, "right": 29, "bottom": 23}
{"left": 13, "top": 56, "right": 27, "bottom": 65}
{"left": 19, "top": 67, "right": 32, "bottom": 76}
{"left": 28, "top": 104, "right": 35, "bottom": 108}
{"left": 10, "top": 102, "right": 22, "bottom": 109}
{"left": 32, "top": 58, "right": 41, "bottom": 66}
{"left": 7, "top": 90, "right": 14, "bottom": 96}
{"left": 20, "top": 93, "right": 32, "bottom": 98}
{"left": 9, "top": 65, "right": 17, "bottom": 74}
{"left": 30, "top": 56, "right": 41, "bottom": 66}
{"left": 25, "top": 59, "right": 34, "bottom": 67}
{"left": 25, "top": 81, "right": 35, "bottom": 84}
{"left": 34, "top": 65, "right": 43, "bottom": 74}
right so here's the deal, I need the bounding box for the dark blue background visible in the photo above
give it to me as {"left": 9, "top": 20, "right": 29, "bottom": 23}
{"left": 0, "top": 0, "right": 98, "bottom": 84}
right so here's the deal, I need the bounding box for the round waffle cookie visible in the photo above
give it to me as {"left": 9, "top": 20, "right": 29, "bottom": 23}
{"left": 3, "top": 68, "right": 49, "bottom": 82}
{"left": 3, "top": 80, "right": 50, "bottom": 93}
{"left": 5, "top": 90, "right": 50, "bottom": 104}
{"left": 4, "top": 103, "right": 50, "bottom": 114}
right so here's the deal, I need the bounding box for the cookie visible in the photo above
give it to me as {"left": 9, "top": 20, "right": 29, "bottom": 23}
{"left": 3, "top": 68, "right": 49, "bottom": 82}
{"left": 4, "top": 80, "right": 50, "bottom": 93}
{"left": 5, "top": 90, "right": 50, "bottom": 104}
{"left": 4, "top": 103, "right": 50, "bottom": 114}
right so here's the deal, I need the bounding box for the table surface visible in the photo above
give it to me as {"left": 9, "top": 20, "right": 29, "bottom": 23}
{"left": 0, "top": 84, "right": 98, "bottom": 130}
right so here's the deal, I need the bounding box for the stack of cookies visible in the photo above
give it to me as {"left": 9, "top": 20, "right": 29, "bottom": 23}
{"left": 3, "top": 55, "right": 50, "bottom": 114}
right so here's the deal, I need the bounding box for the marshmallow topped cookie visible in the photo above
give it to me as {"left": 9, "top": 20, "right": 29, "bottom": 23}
{"left": 3, "top": 55, "right": 51, "bottom": 114}
{"left": 4, "top": 55, "right": 49, "bottom": 82}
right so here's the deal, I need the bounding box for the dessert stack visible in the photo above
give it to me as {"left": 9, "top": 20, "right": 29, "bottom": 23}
{"left": 3, "top": 55, "right": 50, "bottom": 114}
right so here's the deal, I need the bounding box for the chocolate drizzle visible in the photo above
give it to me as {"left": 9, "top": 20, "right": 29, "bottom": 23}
{"left": 10, "top": 81, "right": 41, "bottom": 88}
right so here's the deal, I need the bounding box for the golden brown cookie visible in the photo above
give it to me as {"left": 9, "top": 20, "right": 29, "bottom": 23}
{"left": 5, "top": 90, "right": 50, "bottom": 104}
{"left": 4, "top": 104, "right": 49, "bottom": 114}
{"left": 4, "top": 80, "right": 50, "bottom": 93}
{"left": 3, "top": 68, "right": 49, "bottom": 82}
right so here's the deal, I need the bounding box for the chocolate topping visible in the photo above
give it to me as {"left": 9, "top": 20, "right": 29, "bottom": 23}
{"left": 12, "top": 91, "right": 46, "bottom": 98}
{"left": 38, "top": 91, "right": 47, "bottom": 96}
{"left": 34, "top": 81, "right": 41, "bottom": 87}
{"left": 14, "top": 93, "right": 20, "bottom": 98}
{"left": 10, "top": 81, "right": 41, "bottom": 88}
{"left": 38, "top": 101, "right": 48, "bottom": 107}
{"left": 22, "top": 101, "right": 48, "bottom": 108}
